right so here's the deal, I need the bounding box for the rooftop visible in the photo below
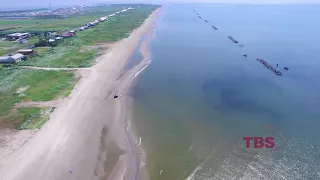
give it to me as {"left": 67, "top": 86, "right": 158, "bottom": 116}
{"left": 17, "top": 49, "right": 33, "bottom": 52}
{"left": 7, "top": 32, "right": 30, "bottom": 36}
{"left": 0, "top": 53, "right": 24, "bottom": 60}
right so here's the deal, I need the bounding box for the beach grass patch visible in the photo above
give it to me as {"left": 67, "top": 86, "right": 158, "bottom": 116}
{"left": 0, "top": 47, "right": 21, "bottom": 56}
{"left": 34, "top": 47, "right": 51, "bottom": 56}
{"left": 18, "top": 70, "right": 75, "bottom": 101}
{"left": 0, "top": 40, "right": 25, "bottom": 56}
{"left": 17, "top": 107, "right": 51, "bottom": 129}
{"left": 0, "top": 68, "right": 76, "bottom": 128}
{"left": 4, "top": 107, "right": 51, "bottom": 130}
{"left": 54, "top": 49, "right": 97, "bottom": 67}
{"left": 16, "top": 107, "right": 41, "bottom": 129}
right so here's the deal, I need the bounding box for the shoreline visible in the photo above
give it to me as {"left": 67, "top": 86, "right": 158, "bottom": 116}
{"left": 0, "top": 8, "right": 160, "bottom": 180}
{"left": 120, "top": 9, "right": 161, "bottom": 180}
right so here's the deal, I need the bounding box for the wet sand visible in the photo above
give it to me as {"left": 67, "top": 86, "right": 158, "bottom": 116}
{"left": 0, "top": 9, "right": 160, "bottom": 180}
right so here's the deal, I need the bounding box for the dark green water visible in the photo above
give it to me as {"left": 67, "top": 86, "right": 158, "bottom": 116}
{"left": 131, "top": 4, "right": 320, "bottom": 180}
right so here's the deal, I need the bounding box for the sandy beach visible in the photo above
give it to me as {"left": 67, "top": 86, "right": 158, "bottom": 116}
{"left": 0, "top": 8, "right": 159, "bottom": 180}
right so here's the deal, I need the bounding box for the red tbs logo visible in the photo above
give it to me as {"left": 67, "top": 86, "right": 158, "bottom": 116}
{"left": 243, "top": 124, "right": 287, "bottom": 150}
{"left": 243, "top": 136, "right": 275, "bottom": 148}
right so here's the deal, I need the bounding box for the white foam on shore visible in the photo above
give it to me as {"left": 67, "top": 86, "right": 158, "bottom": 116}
{"left": 186, "top": 164, "right": 203, "bottom": 180}
{"left": 133, "top": 60, "right": 151, "bottom": 78}
{"left": 188, "top": 143, "right": 194, "bottom": 152}
{"left": 126, "top": 121, "right": 131, "bottom": 131}
{"left": 186, "top": 150, "right": 215, "bottom": 180}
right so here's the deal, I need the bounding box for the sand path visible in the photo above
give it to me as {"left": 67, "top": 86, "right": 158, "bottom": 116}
{"left": 0, "top": 9, "right": 159, "bottom": 180}
{"left": 19, "top": 66, "right": 91, "bottom": 71}
{"left": 14, "top": 99, "right": 63, "bottom": 108}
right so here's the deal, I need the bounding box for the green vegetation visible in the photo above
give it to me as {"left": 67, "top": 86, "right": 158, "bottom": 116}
{"left": 0, "top": 5, "right": 159, "bottom": 130}
{"left": 27, "top": 36, "right": 39, "bottom": 45}
{"left": 0, "top": 48, "right": 18, "bottom": 56}
{"left": 17, "top": 107, "right": 51, "bottom": 129}
{"left": 0, "top": 67, "right": 75, "bottom": 129}
{"left": 34, "top": 47, "right": 50, "bottom": 55}
{"left": 18, "top": 70, "right": 74, "bottom": 101}
{"left": 19, "top": 45, "right": 96, "bottom": 67}
{"left": 0, "top": 107, "right": 50, "bottom": 130}
{"left": 0, "top": 6, "right": 123, "bottom": 34}
{"left": 0, "top": 39, "right": 37, "bottom": 56}
{"left": 0, "top": 40, "right": 25, "bottom": 56}
{"left": 20, "top": 6, "right": 157, "bottom": 67}
{"left": 0, "top": 41, "right": 21, "bottom": 48}
{"left": 17, "top": 107, "right": 41, "bottom": 129}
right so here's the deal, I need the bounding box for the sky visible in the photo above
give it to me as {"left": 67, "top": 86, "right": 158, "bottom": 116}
{"left": 1, "top": 0, "right": 320, "bottom": 10}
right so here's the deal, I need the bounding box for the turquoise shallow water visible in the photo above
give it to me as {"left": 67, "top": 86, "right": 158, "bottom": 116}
{"left": 131, "top": 4, "right": 320, "bottom": 180}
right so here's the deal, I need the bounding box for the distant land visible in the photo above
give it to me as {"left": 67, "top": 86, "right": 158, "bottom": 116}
{"left": 0, "top": 9, "right": 47, "bottom": 13}
{"left": 1, "top": 0, "right": 320, "bottom": 11}
{"left": 0, "top": 0, "right": 320, "bottom": 11}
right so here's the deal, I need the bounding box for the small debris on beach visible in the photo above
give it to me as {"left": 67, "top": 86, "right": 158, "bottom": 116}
{"left": 69, "top": 170, "right": 74, "bottom": 174}
{"left": 114, "top": 95, "right": 118, "bottom": 98}
{"left": 284, "top": 67, "right": 289, "bottom": 70}
{"left": 160, "top": 170, "right": 163, "bottom": 175}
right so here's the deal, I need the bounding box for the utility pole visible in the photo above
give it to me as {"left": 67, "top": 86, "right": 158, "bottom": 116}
{"left": 49, "top": 2, "right": 52, "bottom": 11}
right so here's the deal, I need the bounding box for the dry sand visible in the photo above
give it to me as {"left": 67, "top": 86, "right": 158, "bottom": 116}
{"left": 0, "top": 9, "right": 160, "bottom": 180}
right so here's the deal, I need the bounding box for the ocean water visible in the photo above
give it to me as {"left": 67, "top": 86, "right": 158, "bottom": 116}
{"left": 125, "top": 34, "right": 147, "bottom": 71}
{"left": 131, "top": 4, "right": 320, "bottom": 180}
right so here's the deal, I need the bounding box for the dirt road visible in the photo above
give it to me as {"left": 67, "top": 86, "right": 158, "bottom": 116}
{"left": 19, "top": 66, "right": 91, "bottom": 71}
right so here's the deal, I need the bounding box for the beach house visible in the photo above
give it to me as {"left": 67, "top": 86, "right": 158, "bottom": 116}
{"left": 61, "top": 32, "right": 76, "bottom": 38}
{"left": 0, "top": 53, "right": 25, "bottom": 64}
{"left": 99, "top": 17, "right": 107, "bottom": 22}
{"left": 6, "top": 33, "right": 31, "bottom": 41}
{"left": 17, "top": 49, "right": 34, "bottom": 55}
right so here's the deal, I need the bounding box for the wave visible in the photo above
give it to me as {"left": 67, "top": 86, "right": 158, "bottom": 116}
{"left": 186, "top": 150, "right": 215, "bottom": 180}
{"left": 184, "top": 138, "right": 320, "bottom": 180}
{"left": 188, "top": 143, "right": 194, "bottom": 152}
{"left": 133, "top": 60, "right": 151, "bottom": 78}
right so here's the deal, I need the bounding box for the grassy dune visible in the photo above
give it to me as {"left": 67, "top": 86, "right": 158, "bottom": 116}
{"left": 0, "top": 68, "right": 75, "bottom": 129}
